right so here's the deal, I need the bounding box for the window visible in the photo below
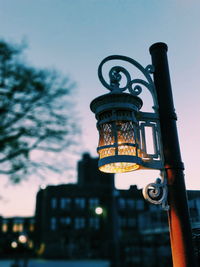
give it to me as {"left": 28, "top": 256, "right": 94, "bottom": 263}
{"left": 29, "top": 224, "right": 34, "bottom": 232}
{"left": 127, "top": 199, "right": 135, "bottom": 208}
{"left": 60, "top": 198, "right": 71, "bottom": 209}
{"left": 60, "top": 217, "right": 71, "bottom": 225}
{"left": 51, "top": 198, "right": 57, "bottom": 209}
{"left": 136, "top": 200, "right": 144, "bottom": 210}
{"left": 74, "top": 217, "right": 85, "bottom": 229}
{"left": 89, "top": 198, "right": 99, "bottom": 208}
{"left": 128, "top": 218, "right": 136, "bottom": 227}
{"left": 13, "top": 223, "right": 23, "bottom": 232}
{"left": 138, "top": 214, "right": 148, "bottom": 228}
{"left": 50, "top": 217, "right": 57, "bottom": 231}
{"left": 29, "top": 219, "right": 35, "bottom": 232}
{"left": 119, "top": 217, "right": 127, "bottom": 227}
{"left": 75, "top": 198, "right": 85, "bottom": 209}
{"left": 149, "top": 203, "right": 159, "bottom": 211}
{"left": 2, "top": 220, "right": 8, "bottom": 232}
{"left": 118, "top": 198, "right": 126, "bottom": 209}
{"left": 89, "top": 217, "right": 100, "bottom": 229}
{"left": 12, "top": 219, "right": 24, "bottom": 232}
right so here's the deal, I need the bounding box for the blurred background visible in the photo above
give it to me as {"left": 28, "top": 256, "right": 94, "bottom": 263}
{"left": 0, "top": 0, "right": 200, "bottom": 266}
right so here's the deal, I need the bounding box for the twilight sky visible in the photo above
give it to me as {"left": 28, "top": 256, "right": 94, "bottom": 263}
{"left": 0, "top": 0, "right": 200, "bottom": 217}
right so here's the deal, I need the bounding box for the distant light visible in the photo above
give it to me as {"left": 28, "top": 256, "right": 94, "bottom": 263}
{"left": 18, "top": 235, "right": 27, "bottom": 244}
{"left": 11, "top": 241, "right": 18, "bottom": 248}
{"left": 40, "top": 184, "right": 46, "bottom": 190}
{"left": 28, "top": 240, "right": 34, "bottom": 249}
{"left": 95, "top": 206, "right": 103, "bottom": 215}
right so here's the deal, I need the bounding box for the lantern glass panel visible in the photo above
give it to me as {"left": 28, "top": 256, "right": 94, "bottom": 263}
{"left": 99, "top": 123, "right": 114, "bottom": 147}
{"left": 99, "top": 147, "right": 116, "bottom": 159}
{"left": 99, "top": 162, "right": 140, "bottom": 173}
{"left": 98, "top": 120, "right": 141, "bottom": 173}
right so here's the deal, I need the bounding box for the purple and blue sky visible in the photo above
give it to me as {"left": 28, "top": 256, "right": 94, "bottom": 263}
{"left": 0, "top": 0, "right": 200, "bottom": 217}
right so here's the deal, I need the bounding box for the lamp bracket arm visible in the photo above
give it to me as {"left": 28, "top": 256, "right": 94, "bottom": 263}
{"left": 98, "top": 55, "right": 158, "bottom": 108}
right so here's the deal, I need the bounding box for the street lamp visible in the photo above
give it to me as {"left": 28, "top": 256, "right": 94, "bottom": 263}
{"left": 18, "top": 234, "right": 28, "bottom": 244}
{"left": 90, "top": 43, "right": 196, "bottom": 267}
{"left": 95, "top": 206, "right": 104, "bottom": 215}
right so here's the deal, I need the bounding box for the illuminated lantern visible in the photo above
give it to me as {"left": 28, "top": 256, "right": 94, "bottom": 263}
{"left": 90, "top": 92, "right": 143, "bottom": 173}
{"left": 90, "top": 55, "right": 163, "bottom": 174}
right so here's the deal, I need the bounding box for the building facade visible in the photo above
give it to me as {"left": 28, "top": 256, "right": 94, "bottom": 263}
{"left": 35, "top": 153, "right": 116, "bottom": 260}
{"left": 0, "top": 216, "right": 35, "bottom": 257}
{"left": 0, "top": 153, "right": 199, "bottom": 266}
{"left": 34, "top": 154, "right": 157, "bottom": 265}
{"left": 34, "top": 153, "right": 200, "bottom": 266}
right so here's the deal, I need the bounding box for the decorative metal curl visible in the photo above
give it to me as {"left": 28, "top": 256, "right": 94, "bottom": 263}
{"left": 98, "top": 55, "right": 158, "bottom": 107}
{"left": 142, "top": 175, "right": 169, "bottom": 211}
{"left": 108, "top": 66, "right": 131, "bottom": 92}
{"left": 145, "top": 64, "right": 155, "bottom": 74}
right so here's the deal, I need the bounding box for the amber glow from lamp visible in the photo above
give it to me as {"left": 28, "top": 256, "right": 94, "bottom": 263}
{"left": 90, "top": 92, "right": 143, "bottom": 173}
{"left": 99, "top": 162, "right": 140, "bottom": 173}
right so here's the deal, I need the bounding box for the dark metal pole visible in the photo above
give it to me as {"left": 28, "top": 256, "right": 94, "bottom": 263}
{"left": 149, "top": 43, "right": 196, "bottom": 267}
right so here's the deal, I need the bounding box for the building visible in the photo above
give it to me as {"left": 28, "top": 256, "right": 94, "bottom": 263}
{"left": 0, "top": 216, "right": 35, "bottom": 257}
{"left": 34, "top": 153, "right": 200, "bottom": 266}
{"left": 34, "top": 153, "right": 172, "bottom": 266}
{"left": 0, "top": 153, "right": 199, "bottom": 266}
{"left": 35, "top": 153, "right": 116, "bottom": 260}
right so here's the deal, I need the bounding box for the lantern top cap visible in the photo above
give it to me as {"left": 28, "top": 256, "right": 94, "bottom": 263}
{"left": 149, "top": 42, "right": 168, "bottom": 54}
{"left": 90, "top": 92, "right": 143, "bottom": 114}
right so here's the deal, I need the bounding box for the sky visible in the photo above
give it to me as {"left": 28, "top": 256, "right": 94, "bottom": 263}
{"left": 0, "top": 0, "right": 200, "bottom": 217}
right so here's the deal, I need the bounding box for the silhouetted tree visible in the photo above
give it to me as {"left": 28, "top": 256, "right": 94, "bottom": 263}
{"left": 0, "top": 40, "right": 78, "bottom": 183}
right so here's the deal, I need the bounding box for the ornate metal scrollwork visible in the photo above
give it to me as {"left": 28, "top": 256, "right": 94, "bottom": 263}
{"left": 98, "top": 55, "right": 158, "bottom": 107}
{"left": 142, "top": 172, "right": 169, "bottom": 211}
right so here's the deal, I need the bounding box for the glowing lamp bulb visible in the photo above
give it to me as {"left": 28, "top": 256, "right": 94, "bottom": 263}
{"left": 11, "top": 241, "right": 18, "bottom": 248}
{"left": 95, "top": 206, "right": 103, "bottom": 215}
{"left": 18, "top": 235, "right": 27, "bottom": 244}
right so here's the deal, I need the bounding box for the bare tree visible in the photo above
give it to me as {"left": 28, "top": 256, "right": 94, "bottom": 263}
{"left": 0, "top": 40, "right": 78, "bottom": 183}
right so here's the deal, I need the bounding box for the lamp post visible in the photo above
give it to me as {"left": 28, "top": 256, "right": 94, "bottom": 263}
{"left": 90, "top": 43, "right": 196, "bottom": 266}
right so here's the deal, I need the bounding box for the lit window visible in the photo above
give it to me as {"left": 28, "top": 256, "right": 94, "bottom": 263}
{"left": 13, "top": 224, "right": 17, "bottom": 232}
{"left": 51, "top": 198, "right": 57, "bottom": 209}
{"left": 13, "top": 223, "right": 23, "bottom": 232}
{"left": 2, "top": 222, "right": 8, "bottom": 233}
{"left": 28, "top": 240, "right": 34, "bottom": 249}
{"left": 75, "top": 198, "right": 85, "bottom": 209}
{"left": 12, "top": 218, "right": 24, "bottom": 233}
{"left": 74, "top": 217, "right": 85, "bottom": 229}
{"left": 18, "top": 224, "right": 23, "bottom": 232}
{"left": 29, "top": 224, "right": 34, "bottom": 232}
{"left": 50, "top": 217, "right": 57, "bottom": 231}
{"left": 29, "top": 219, "right": 35, "bottom": 232}
{"left": 89, "top": 198, "right": 99, "bottom": 208}
{"left": 60, "top": 198, "right": 71, "bottom": 209}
